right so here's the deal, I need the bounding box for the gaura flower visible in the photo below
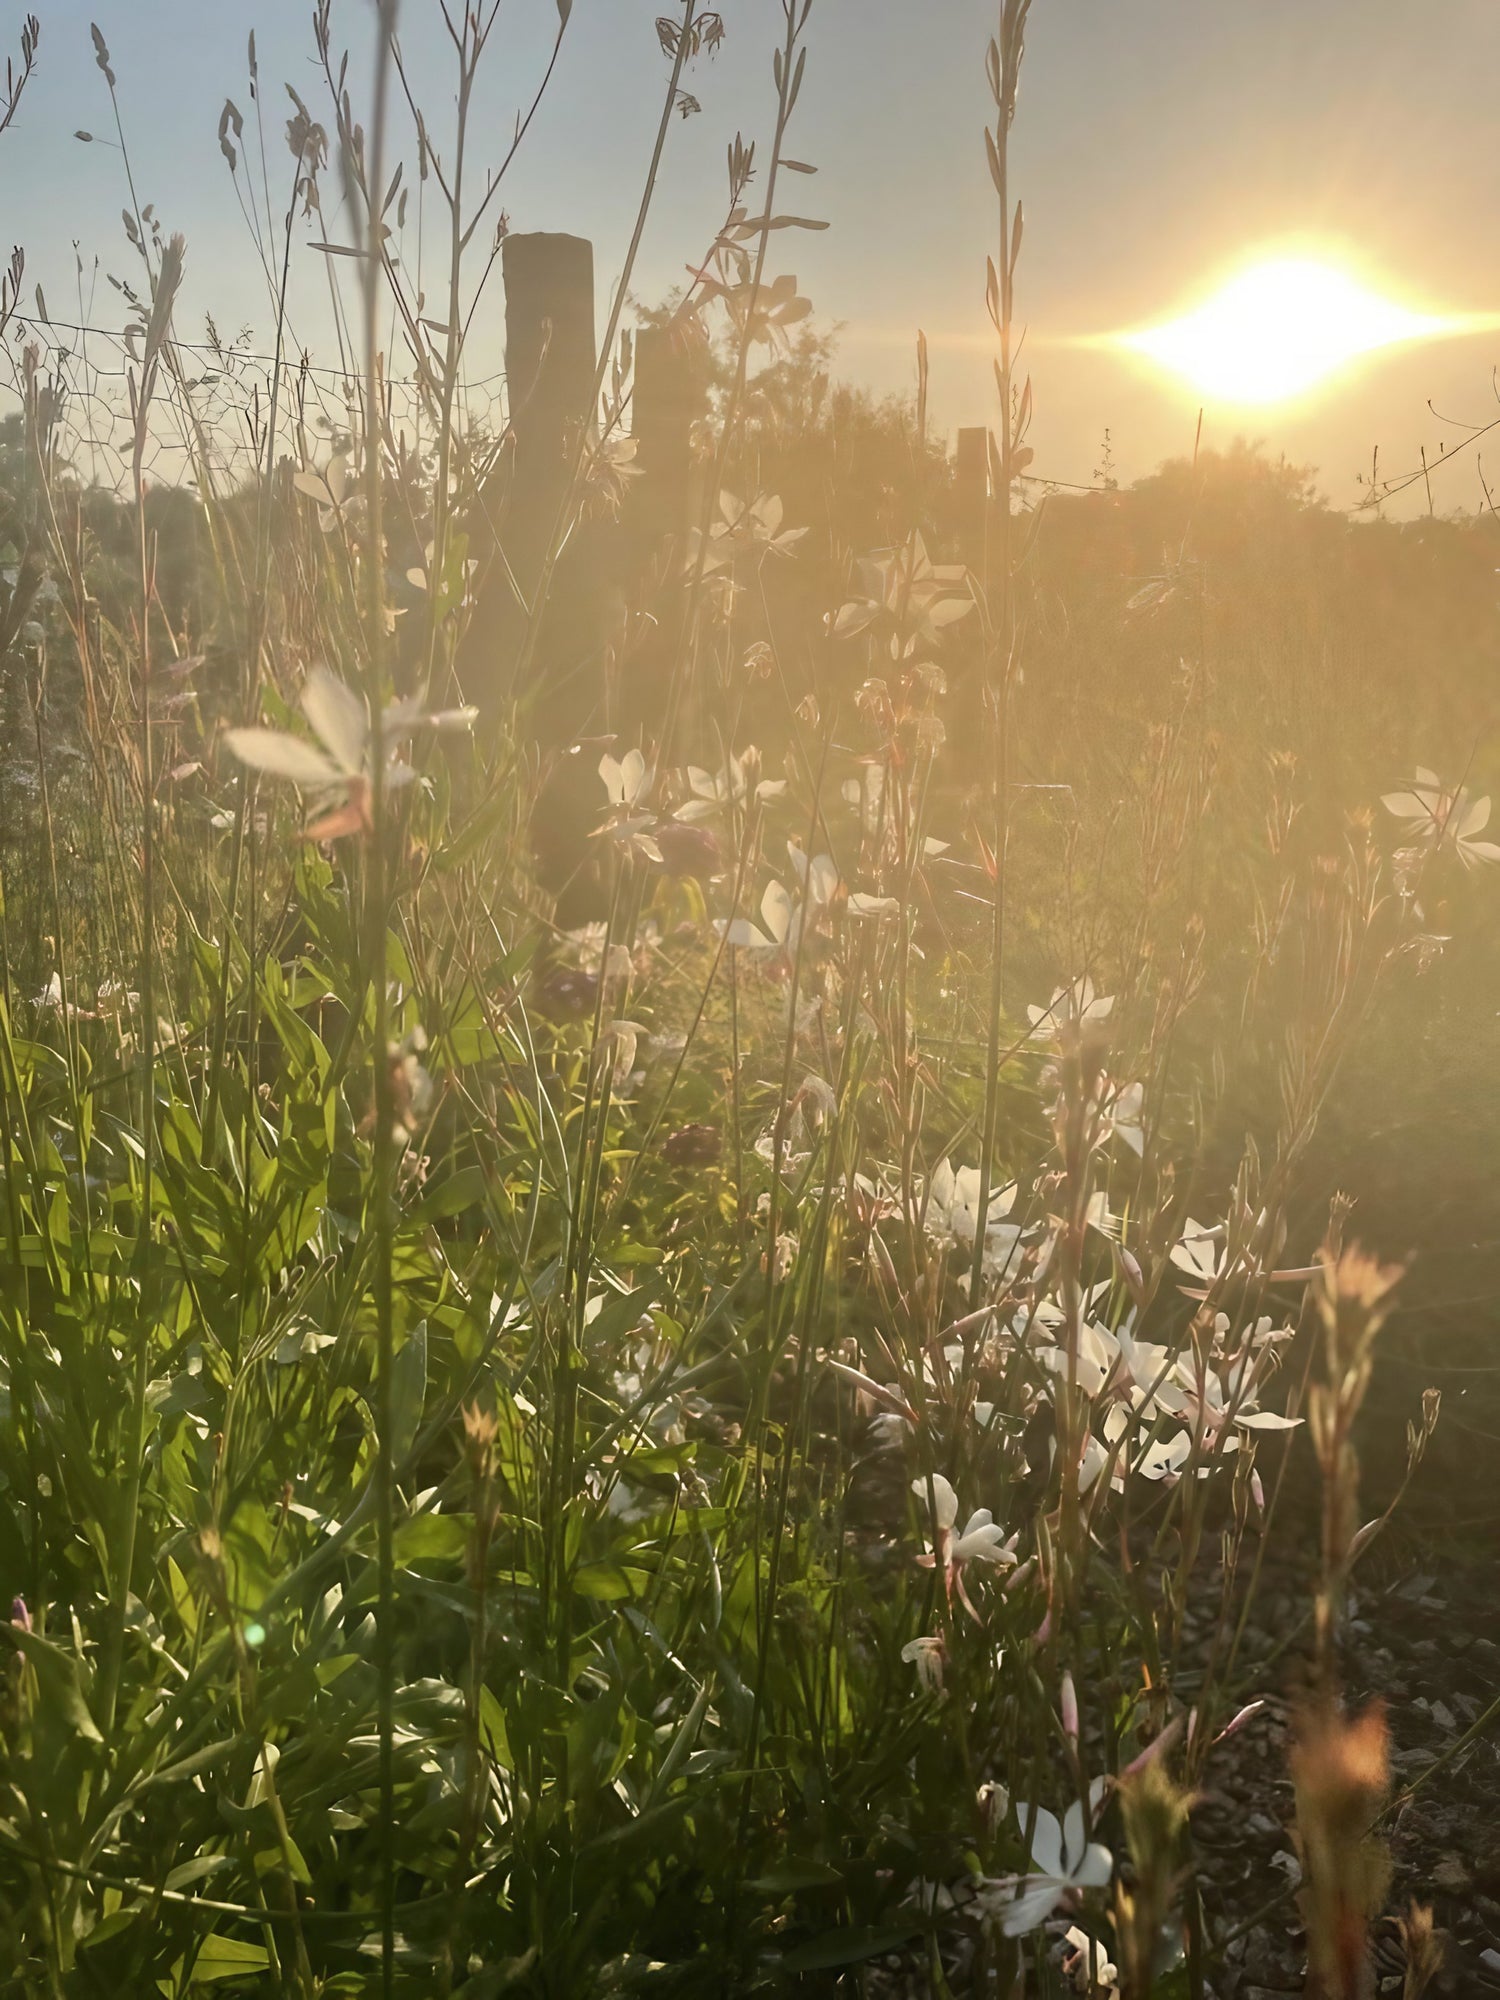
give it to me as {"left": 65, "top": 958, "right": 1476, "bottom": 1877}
{"left": 688, "top": 491, "right": 806, "bottom": 583}
{"left": 291, "top": 452, "right": 352, "bottom": 533}
{"left": 911, "top": 1472, "right": 1017, "bottom": 1620}
{"left": 224, "top": 666, "right": 476, "bottom": 842}
{"left": 900, "top": 1634, "right": 947, "bottom": 1693}
{"left": 596, "top": 748, "right": 662, "bottom": 864}
{"left": 1061, "top": 1923, "right": 1119, "bottom": 1995}
{"left": 1167, "top": 1215, "right": 1226, "bottom": 1295}
{"left": 718, "top": 846, "right": 839, "bottom": 956}
{"left": 826, "top": 531, "right": 973, "bottom": 646}
{"left": 1101, "top": 1405, "right": 1192, "bottom": 1483}
{"left": 924, "top": 1161, "right": 1024, "bottom": 1277}
{"left": 1036, "top": 1317, "right": 1121, "bottom": 1400}
{"left": 1382, "top": 768, "right": 1500, "bottom": 870}
{"left": 1100, "top": 1078, "right": 1145, "bottom": 1156}
{"left": 987, "top": 1798, "right": 1113, "bottom": 1936}
{"left": 677, "top": 746, "right": 787, "bottom": 822}
{"left": 1027, "top": 975, "right": 1114, "bottom": 1043}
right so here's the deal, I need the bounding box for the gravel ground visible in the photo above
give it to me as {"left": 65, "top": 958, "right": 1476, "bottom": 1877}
{"left": 1194, "top": 1537, "right": 1500, "bottom": 1998}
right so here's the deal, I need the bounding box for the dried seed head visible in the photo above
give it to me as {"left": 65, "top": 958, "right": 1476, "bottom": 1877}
{"left": 1292, "top": 1699, "right": 1393, "bottom": 1998}
{"left": 1314, "top": 1240, "right": 1404, "bottom": 1378}
{"left": 1292, "top": 1698, "right": 1390, "bottom": 1851}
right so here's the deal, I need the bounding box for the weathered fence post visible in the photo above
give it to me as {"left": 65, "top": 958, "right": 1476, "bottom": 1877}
{"left": 955, "top": 425, "right": 991, "bottom": 579}
{"left": 462, "top": 231, "right": 598, "bottom": 716}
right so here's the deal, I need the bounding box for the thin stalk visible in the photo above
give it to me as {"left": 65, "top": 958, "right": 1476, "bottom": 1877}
{"left": 359, "top": 8, "right": 401, "bottom": 1990}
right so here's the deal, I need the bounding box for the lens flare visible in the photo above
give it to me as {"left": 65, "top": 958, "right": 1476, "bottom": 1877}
{"left": 1113, "top": 258, "right": 1477, "bottom": 405}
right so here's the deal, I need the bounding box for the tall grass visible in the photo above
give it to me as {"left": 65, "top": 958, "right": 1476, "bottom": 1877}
{"left": 0, "top": 6, "right": 1480, "bottom": 1997}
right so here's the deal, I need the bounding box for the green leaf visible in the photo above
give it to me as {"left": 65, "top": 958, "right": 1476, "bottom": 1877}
{"left": 187, "top": 1934, "right": 272, "bottom": 1983}
{"left": 79, "top": 1905, "right": 142, "bottom": 1948}
{"left": 393, "top": 1513, "right": 470, "bottom": 1561}
{"left": 4, "top": 1626, "right": 102, "bottom": 1743}
{"left": 573, "top": 1562, "right": 651, "bottom": 1602}
{"left": 390, "top": 1318, "right": 428, "bottom": 1467}
{"left": 478, "top": 1685, "right": 514, "bottom": 1770}
{"left": 780, "top": 1926, "right": 922, "bottom": 1973}
{"left": 164, "top": 1855, "right": 234, "bottom": 1891}
{"left": 412, "top": 1165, "right": 489, "bottom": 1223}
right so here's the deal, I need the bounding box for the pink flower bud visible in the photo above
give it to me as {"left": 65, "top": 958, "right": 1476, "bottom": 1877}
{"left": 1121, "top": 1714, "right": 1184, "bottom": 1778}
{"left": 1213, "top": 1699, "right": 1267, "bottom": 1745}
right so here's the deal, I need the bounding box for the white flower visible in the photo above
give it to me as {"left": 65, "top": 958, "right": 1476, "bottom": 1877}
{"left": 991, "top": 1800, "right": 1113, "bottom": 1936}
{"left": 1102, "top": 1405, "right": 1192, "bottom": 1483}
{"left": 827, "top": 532, "right": 973, "bottom": 645}
{"left": 717, "top": 846, "right": 839, "bottom": 955}
{"left": 1101, "top": 1079, "right": 1144, "bottom": 1157}
{"left": 1027, "top": 976, "right": 1114, "bottom": 1042}
{"left": 900, "top": 1635, "right": 947, "bottom": 1693}
{"left": 1061, "top": 1923, "right": 1119, "bottom": 1994}
{"left": 595, "top": 748, "right": 662, "bottom": 863}
{"left": 291, "top": 453, "right": 351, "bottom": 533}
{"left": 678, "top": 747, "right": 786, "bottom": 821}
{"left": 1168, "top": 1215, "right": 1225, "bottom": 1294}
{"left": 703, "top": 489, "right": 808, "bottom": 565}
{"left": 1382, "top": 768, "right": 1500, "bottom": 870}
{"left": 924, "top": 1161, "right": 1024, "bottom": 1277}
{"left": 599, "top": 747, "right": 653, "bottom": 811}
{"left": 224, "top": 666, "right": 475, "bottom": 843}
{"left": 597, "top": 1019, "right": 647, "bottom": 1088}
{"left": 911, "top": 1472, "right": 1017, "bottom": 1619}
{"left": 1115, "top": 1329, "right": 1193, "bottom": 1420}
{"left": 1075, "top": 1430, "right": 1121, "bottom": 1497}
{"left": 1036, "top": 1318, "right": 1120, "bottom": 1400}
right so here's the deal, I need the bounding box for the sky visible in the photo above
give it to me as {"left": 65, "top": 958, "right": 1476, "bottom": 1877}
{"left": 8, "top": 0, "right": 1500, "bottom": 510}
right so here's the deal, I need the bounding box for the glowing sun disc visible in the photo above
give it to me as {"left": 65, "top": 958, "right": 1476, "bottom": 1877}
{"left": 1116, "top": 258, "right": 1463, "bottom": 404}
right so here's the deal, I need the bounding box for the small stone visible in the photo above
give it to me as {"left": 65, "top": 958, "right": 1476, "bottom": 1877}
{"left": 1431, "top": 1855, "right": 1470, "bottom": 1894}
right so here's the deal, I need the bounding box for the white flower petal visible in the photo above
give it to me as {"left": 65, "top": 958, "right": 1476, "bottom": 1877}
{"left": 223, "top": 728, "right": 344, "bottom": 790}
{"left": 761, "top": 879, "right": 795, "bottom": 945}
{"left": 999, "top": 1875, "right": 1065, "bottom": 1937}
{"left": 1023, "top": 1805, "right": 1065, "bottom": 1880}
{"left": 301, "top": 666, "right": 369, "bottom": 774}
{"left": 1074, "top": 1841, "right": 1113, "bottom": 1890}
{"left": 912, "top": 1470, "right": 959, "bottom": 1532}
{"left": 718, "top": 917, "right": 774, "bottom": 949}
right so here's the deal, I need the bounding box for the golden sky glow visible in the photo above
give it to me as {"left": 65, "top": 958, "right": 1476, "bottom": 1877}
{"left": 1111, "top": 257, "right": 1484, "bottom": 406}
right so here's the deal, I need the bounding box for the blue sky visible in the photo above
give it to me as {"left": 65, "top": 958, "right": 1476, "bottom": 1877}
{"left": 9, "top": 0, "right": 1500, "bottom": 505}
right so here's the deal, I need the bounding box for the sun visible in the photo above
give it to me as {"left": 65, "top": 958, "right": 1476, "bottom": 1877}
{"left": 1113, "top": 257, "right": 1467, "bottom": 405}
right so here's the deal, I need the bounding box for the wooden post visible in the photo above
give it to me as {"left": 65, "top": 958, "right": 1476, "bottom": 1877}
{"left": 955, "top": 426, "right": 990, "bottom": 578}
{"left": 460, "top": 232, "right": 598, "bottom": 712}
{"left": 630, "top": 321, "right": 703, "bottom": 545}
